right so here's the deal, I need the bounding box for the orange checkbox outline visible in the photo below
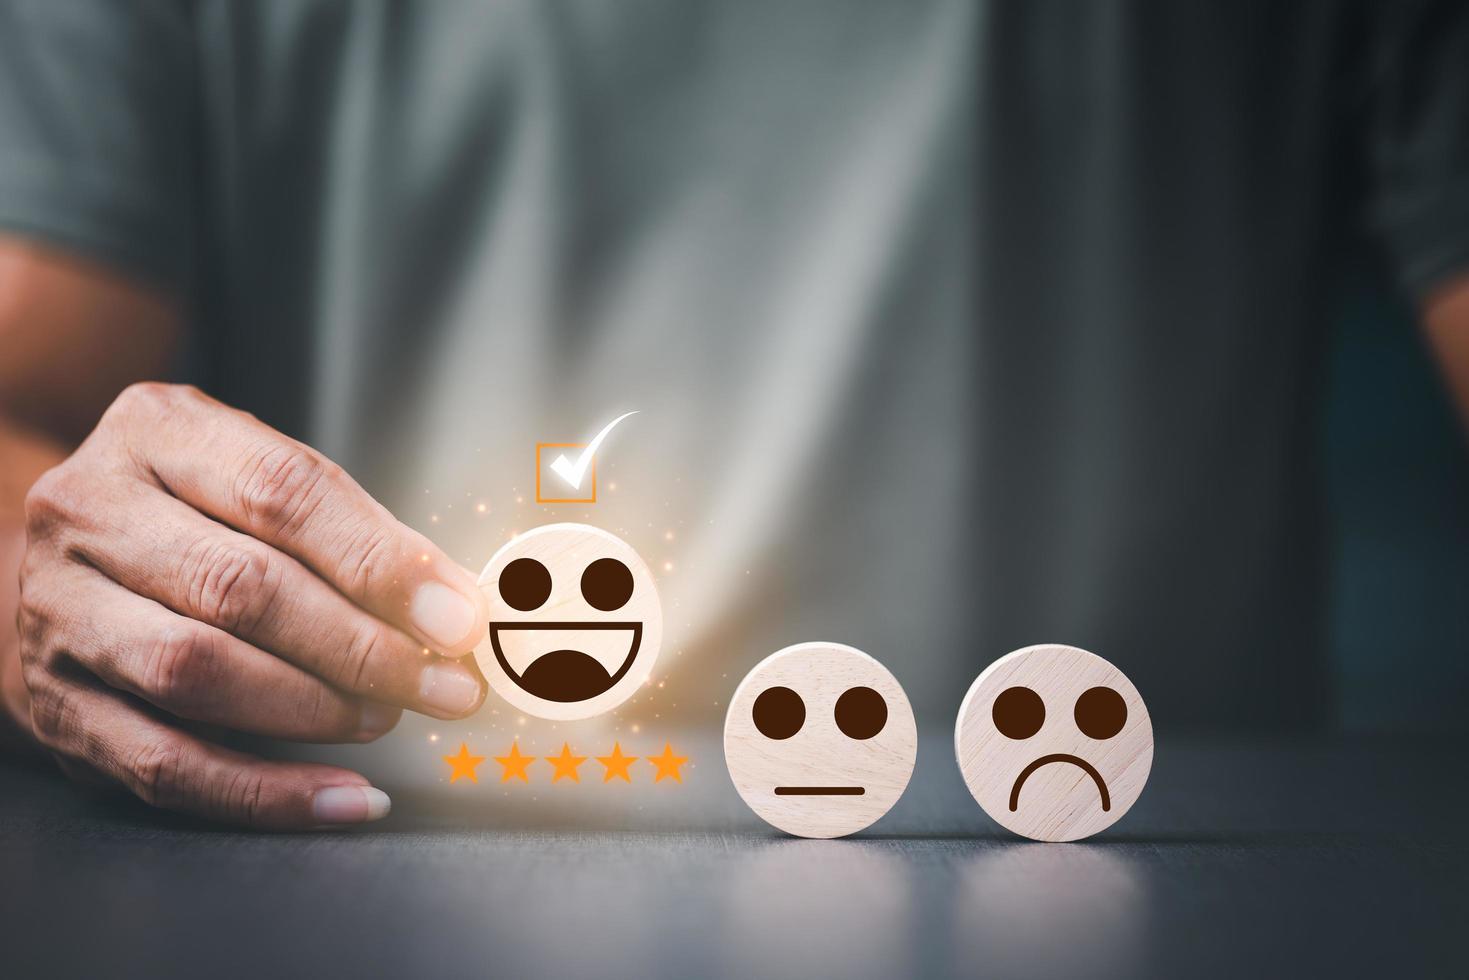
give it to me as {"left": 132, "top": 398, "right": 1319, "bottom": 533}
{"left": 535, "top": 443, "right": 597, "bottom": 504}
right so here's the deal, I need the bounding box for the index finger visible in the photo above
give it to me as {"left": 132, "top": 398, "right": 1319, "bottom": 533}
{"left": 111, "top": 384, "right": 486, "bottom": 655}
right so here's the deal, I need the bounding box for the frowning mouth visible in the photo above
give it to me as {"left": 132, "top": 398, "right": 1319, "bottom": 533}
{"left": 490, "top": 622, "right": 642, "bottom": 703}
{"left": 1009, "top": 753, "right": 1111, "bottom": 812}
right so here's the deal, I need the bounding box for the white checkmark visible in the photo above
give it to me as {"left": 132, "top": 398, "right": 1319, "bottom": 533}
{"left": 550, "top": 411, "right": 638, "bottom": 490}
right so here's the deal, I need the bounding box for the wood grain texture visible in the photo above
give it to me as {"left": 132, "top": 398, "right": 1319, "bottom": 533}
{"left": 474, "top": 523, "right": 662, "bottom": 720}
{"left": 955, "top": 644, "right": 1153, "bottom": 842}
{"left": 724, "top": 642, "right": 916, "bottom": 838}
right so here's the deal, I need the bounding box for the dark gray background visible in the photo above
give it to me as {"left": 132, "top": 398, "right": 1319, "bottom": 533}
{"left": 1326, "top": 275, "right": 1469, "bottom": 732}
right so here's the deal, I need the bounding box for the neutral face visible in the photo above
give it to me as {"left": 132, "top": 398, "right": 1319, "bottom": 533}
{"left": 475, "top": 523, "right": 662, "bottom": 720}
{"left": 954, "top": 644, "right": 1153, "bottom": 842}
{"left": 724, "top": 642, "right": 917, "bottom": 838}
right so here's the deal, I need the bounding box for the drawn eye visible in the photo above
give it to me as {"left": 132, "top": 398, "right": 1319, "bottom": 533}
{"left": 1074, "top": 687, "right": 1127, "bottom": 739}
{"left": 992, "top": 686, "right": 1045, "bottom": 739}
{"left": 499, "top": 558, "right": 551, "bottom": 611}
{"left": 752, "top": 686, "right": 805, "bottom": 739}
{"left": 581, "top": 557, "right": 634, "bottom": 610}
{"left": 834, "top": 686, "right": 887, "bottom": 739}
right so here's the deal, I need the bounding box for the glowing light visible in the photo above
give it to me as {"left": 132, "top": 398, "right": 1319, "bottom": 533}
{"left": 662, "top": 561, "right": 674, "bottom": 572}
{"left": 475, "top": 502, "right": 488, "bottom": 514}
{"left": 428, "top": 733, "right": 440, "bottom": 742}
{"left": 664, "top": 530, "right": 675, "bottom": 541}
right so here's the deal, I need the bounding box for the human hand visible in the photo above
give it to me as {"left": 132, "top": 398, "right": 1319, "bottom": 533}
{"left": 13, "top": 383, "right": 488, "bottom": 828}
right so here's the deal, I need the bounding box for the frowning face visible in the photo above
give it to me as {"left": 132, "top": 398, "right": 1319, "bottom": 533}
{"left": 954, "top": 644, "right": 1152, "bottom": 842}
{"left": 724, "top": 643, "right": 917, "bottom": 838}
{"left": 475, "top": 523, "right": 662, "bottom": 720}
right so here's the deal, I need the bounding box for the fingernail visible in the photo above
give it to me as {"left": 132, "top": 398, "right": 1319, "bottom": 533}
{"left": 410, "top": 581, "right": 479, "bottom": 649}
{"left": 312, "top": 786, "right": 391, "bottom": 824}
{"left": 357, "top": 701, "right": 399, "bottom": 739}
{"left": 419, "top": 662, "right": 483, "bottom": 715}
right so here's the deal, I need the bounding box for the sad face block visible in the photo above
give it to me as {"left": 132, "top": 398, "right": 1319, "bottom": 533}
{"left": 475, "top": 523, "right": 662, "bottom": 721}
{"left": 954, "top": 644, "right": 1153, "bottom": 842}
{"left": 724, "top": 642, "right": 917, "bottom": 839}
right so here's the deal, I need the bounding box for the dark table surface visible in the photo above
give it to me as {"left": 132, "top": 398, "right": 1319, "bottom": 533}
{"left": 2, "top": 732, "right": 1465, "bottom": 980}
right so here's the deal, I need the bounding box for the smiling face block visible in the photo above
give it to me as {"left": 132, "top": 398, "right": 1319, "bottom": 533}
{"left": 724, "top": 642, "right": 917, "bottom": 839}
{"left": 475, "top": 523, "right": 662, "bottom": 721}
{"left": 954, "top": 644, "right": 1153, "bottom": 842}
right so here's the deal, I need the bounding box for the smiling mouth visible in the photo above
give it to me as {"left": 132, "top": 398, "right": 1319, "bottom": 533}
{"left": 490, "top": 622, "right": 642, "bottom": 703}
{"left": 774, "top": 786, "right": 865, "bottom": 796}
{"left": 1009, "top": 753, "right": 1111, "bottom": 812}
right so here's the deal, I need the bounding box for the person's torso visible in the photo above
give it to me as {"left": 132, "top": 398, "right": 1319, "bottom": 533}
{"left": 188, "top": 0, "right": 1350, "bottom": 738}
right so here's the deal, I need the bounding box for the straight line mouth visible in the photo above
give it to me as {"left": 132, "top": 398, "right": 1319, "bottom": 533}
{"left": 1009, "top": 753, "right": 1111, "bottom": 812}
{"left": 774, "top": 786, "right": 865, "bottom": 796}
{"left": 490, "top": 621, "right": 642, "bottom": 631}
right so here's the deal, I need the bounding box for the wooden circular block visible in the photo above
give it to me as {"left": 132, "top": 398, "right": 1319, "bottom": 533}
{"left": 954, "top": 644, "right": 1152, "bottom": 842}
{"left": 475, "top": 523, "right": 662, "bottom": 720}
{"left": 724, "top": 642, "right": 917, "bottom": 839}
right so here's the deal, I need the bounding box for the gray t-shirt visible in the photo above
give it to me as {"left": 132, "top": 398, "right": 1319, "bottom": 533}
{"left": 2, "top": 0, "right": 1467, "bottom": 735}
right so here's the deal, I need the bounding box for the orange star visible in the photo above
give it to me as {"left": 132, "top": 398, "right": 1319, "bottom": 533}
{"left": 546, "top": 743, "right": 588, "bottom": 783}
{"left": 596, "top": 742, "right": 639, "bottom": 783}
{"left": 443, "top": 743, "right": 486, "bottom": 784}
{"left": 647, "top": 742, "right": 688, "bottom": 783}
{"left": 494, "top": 741, "right": 536, "bottom": 783}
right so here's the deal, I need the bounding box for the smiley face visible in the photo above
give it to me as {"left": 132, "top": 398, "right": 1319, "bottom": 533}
{"left": 724, "top": 642, "right": 917, "bottom": 838}
{"left": 954, "top": 644, "right": 1153, "bottom": 842}
{"left": 474, "top": 523, "right": 662, "bottom": 721}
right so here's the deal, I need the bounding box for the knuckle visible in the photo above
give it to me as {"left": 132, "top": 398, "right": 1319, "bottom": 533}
{"left": 22, "top": 466, "right": 77, "bottom": 535}
{"left": 103, "top": 382, "right": 176, "bottom": 431}
{"left": 109, "top": 381, "right": 198, "bottom": 420}
{"left": 180, "top": 537, "right": 280, "bottom": 634}
{"left": 26, "top": 680, "right": 74, "bottom": 747}
{"left": 101, "top": 383, "right": 209, "bottom": 464}
{"left": 234, "top": 444, "right": 333, "bottom": 536}
{"left": 127, "top": 739, "right": 188, "bottom": 808}
{"left": 337, "top": 520, "right": 401, "bottom": 596}
{"left": 300, "top": 681, "right": 349, "bottom": 735}
{"left": 15, "top": 583, "right": 48, "bottom": 654}
{"left": 334, "top": 623, "right": 387, "bottom": 692}
{"left": 220, "top": 769, "right": 269, "bottom": 825}
{"left": 142, "top": 625, "right": 218, "bottom": 710}
{"left": 17, "top": 587, "right": 69, "bottom": 676}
